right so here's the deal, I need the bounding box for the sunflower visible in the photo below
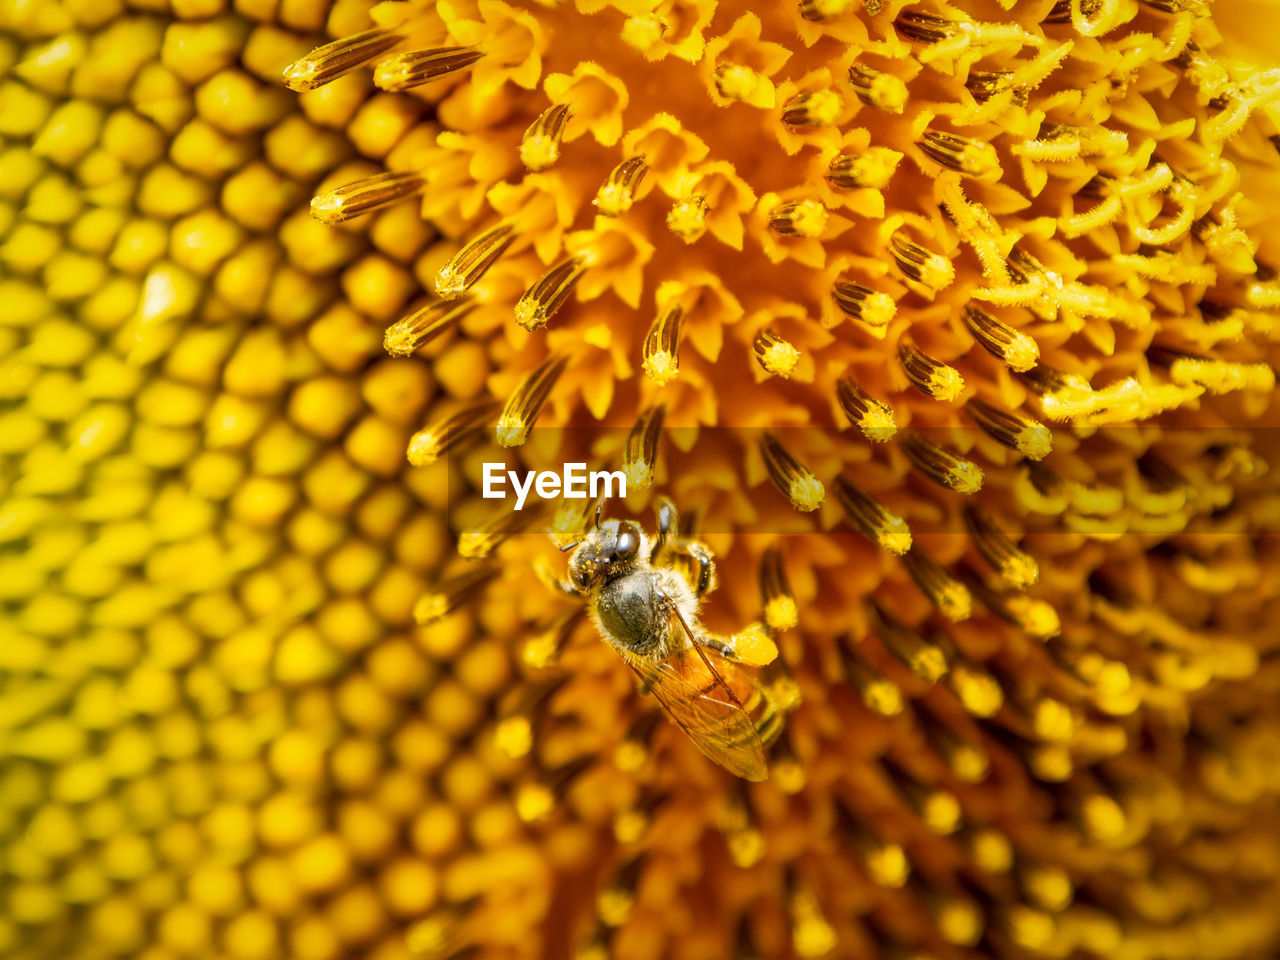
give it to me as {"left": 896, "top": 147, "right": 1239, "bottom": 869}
{"left": 2, "top": 0, "right": 1280, "bottom": 958}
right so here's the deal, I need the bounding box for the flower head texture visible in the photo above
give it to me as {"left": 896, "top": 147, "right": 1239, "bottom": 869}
{"left": 2, "top": 0, "right": 1280, "bottom": 959}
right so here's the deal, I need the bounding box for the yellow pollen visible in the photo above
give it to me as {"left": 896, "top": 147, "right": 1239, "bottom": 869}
{"left": 765, "top": 596, "right": 798, "bottom": 632}
{"left": 621, "top": 16, "right": 666, "bottom": 53}
{"left": 788, "top": 475, "right": 825, "bottom": 512}
{"left": 516, "top": 784, "right": 556, "bottom": 824}
{"left": 760, "top": 339, "right": 801, "bottom": 377}
{"left": 642, "top": 350, "right": 678, "bottom": 385}
{"left": 666, "top": 196, "right": 708, "bottom": 241}
{"left": 716, "top": 64, "right": 762, "bottom": 102}
{"left": 866, "top": 844, "right": 909, "bottom": 887}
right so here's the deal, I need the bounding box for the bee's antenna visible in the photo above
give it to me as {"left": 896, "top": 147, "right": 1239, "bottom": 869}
{"left": 558, "top": 539, "right": 581, "bottom": 552}
{"left": 593, "top": 502, "right": 603, "bottom": 529}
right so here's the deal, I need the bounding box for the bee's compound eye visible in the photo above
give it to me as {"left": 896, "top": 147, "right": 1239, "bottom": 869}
{"left": 614, "top": 527, "right": 638, "bottom": 560}
{"left": 573, "top": 567, "right": 590, "bottom": 587}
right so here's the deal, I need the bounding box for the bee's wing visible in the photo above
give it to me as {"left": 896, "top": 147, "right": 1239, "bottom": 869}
{"left": 628, "top": 608, "right": 769, "bottom": 781}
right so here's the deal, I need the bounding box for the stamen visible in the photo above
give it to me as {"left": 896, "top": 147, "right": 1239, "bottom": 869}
{"left": 893, "top": 11, "right": 960, "bottom": 42}
{"left": 833, "top": 475, "right": 912, "bottom": 555}
{"left": 760, "top": 433, "right": 824, "bottom": 511}
{"left": 835, "top": 798, "right": 910, "bottom": 886}
{"left": 521, "top": 103, "right": 571, "bottom": 171}
{"left": 714, "top": 63, "right": 766, "bottom": 104}
{"left": 902, "top": 547, "right": 972, "bottom": 621}
{"left": 847, "top": 64, "right": 908, "bottom": 112}
{"left": 720, "top": 782, "right": 765, "bottom": 868}
{"left": 868, "top": 599, "right": 948, "bottom": 682}
{"left": 961, "top": 827, "right": 1013, "bottom": 873}
{"left": 666, "top": 194, "right": 709, "bottom": 243}
{"left": 963, "top": 506, "right": 1039, "bottom": 588}
{"left": 760, "top": 548, "right": 798, "bottom": 632}
{"left": 919, "top": 707, "right": 988, "bottom": 783}
{"left": 310, "top": 171, "right": 425, "bottom": 225}
{"left": 384, "top": 299, "right": 475, "bottom": 358}
{"left": 1166, "top": 354, "right": 1275, "bottom": 394}
{"left": 800, "top": 0, "right": 858, "bottom": 20}
{"left": 889, "top": 232, "right": 954, "bottom": 292}
{"left": 413, "top": 566, "right": 500, "bottom": 625}
{"left": 962, "top": 306, "right": 1039, "bottom": 372}
{"left": 459, "top": 506, "right": 532, "bottom": 560}
{"left": 959, "top": 564, "right": 1060, "bottom": 639}
{"left": 406, "top": 905, "right": 473, "bottom": 959}
{"left": 494, "top": 675, "right": 569, "bottom": 759}
{"left": 899, "top": 341, "right": 965, "bottom": 401}
{"left": 836, "top": 376, "right": 897, "bottom": 441}
{"left": 613, "top": 712, "right": 664, "bottom": 774}
{"left": 770, "top": 728, "right": 806, "bottom": 793}
{"left": 435, "top": 221, "right": 515, "bottom": 300}
{"left": 966, "top": 397, "right": 1052, "bottom": 460}
{"left": 593, "top": 155, "right": 649, "bottom": 216}
{"left": 882, "top": 756, "right": 961, "bottom": 835}
{"left": 516, "top": 755, "right": 594, "bottom": 823}
{"left": 826, "top": 148, "right": 902, "bottom": 190}
{"left": 373, "top": 47, "right": 483, "bottom": 91}
{"left": 642, "top": 303, "right": 683, "bottom": 385}
{"left": 514, "top": 257, "right": 587, "bottom": 331}
{"left": 495, "top": 356, "right": 567, "bottom": 448}
{"left": 781, "top": 90, "right": 844, "bottom": 128}
{"left": 597, "top": 855, "right": 645, "bottom": 927}
{"left": 947, "top": 658, "right": 1005, "bottom": 718}
{"left": 900, "top": 433, "right": 984, "bottom": 493}
{"left": 918, "top": 129, "right": 1001, "bottom": 180}
{"left": 283, "top": 28, "right": 403, "bottom": 91}
{"left": 623, "top": 404, "right": 664, "bottom": 490}
{"left": 831, "top": 280, "right": 896, "bottom": 336}
{"left": 406, "top": 401, "right": 498, "bottom": 466}
{"left": 838, "top": 635, "right": 904, "bottom": 716}
{"left": 787, "top": 873, "right": 837, "bottom": 959}
{"left": 768, "top": 199, "right": 829, "bottom": 238}
{"left": 523, "top": 612, "right": 578, "bottom": 670}
{"left": 753, "top": 329, "right": 802, "bottom": 378}
{"left": 548, "top": 494, "right": 603, "bottom": 550}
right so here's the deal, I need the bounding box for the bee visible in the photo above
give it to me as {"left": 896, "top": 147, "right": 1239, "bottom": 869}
{"left": 552, "top": 498, "right": 781, "bottom": 781}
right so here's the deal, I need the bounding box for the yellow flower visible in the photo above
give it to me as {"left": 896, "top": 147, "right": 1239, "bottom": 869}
{"left": 3, "top": 0, "right": 1280, "bottom": 959}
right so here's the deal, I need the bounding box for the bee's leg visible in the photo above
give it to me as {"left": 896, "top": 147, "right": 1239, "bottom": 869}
{"left": 535, "top": 556, "right": 583, "bottom": 597}
{"left": 670, "top": 539, "right": 717, "bottom": 597}
{"left": 650, "top": 496, "right": 679, "bottom": 560}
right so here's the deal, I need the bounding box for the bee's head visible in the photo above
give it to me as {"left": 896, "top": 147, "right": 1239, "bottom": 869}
{"left": 566, "top": 519, "right": 645, "bottom": 591}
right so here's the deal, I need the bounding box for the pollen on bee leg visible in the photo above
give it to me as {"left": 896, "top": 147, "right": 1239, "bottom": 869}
{"left": 902, "top": 546, "right": 973, "bottom": 621}
{"left": 521, "top": 103, "right": 571, "bottom": 171}
{"left": 516, "top": 755, "right": 594, "bottom": 823}
{"left": 623, "top": 404, "right": 664, "bottom": 490}
{"left": 900, "top": 432, "right": 984, "bottom": 494}
{"left": 642, "top": 303, "right": 683, "bottom": 385}
{"left": 494, "top": 675, "right": 569, "bottom": 759}
{"left": 962, "top": 306, "right": 1039, "bottom": 372}
{"left": 826, "top": 148, "right": 902, "bottom": 190}
{"left": 889, "top": 232, "right": 954, "bottom": 293}
{"left": 413, "top": 566, "right": 501, "bottom": 625}
{"left": 435, "top": 221, "right": 516, "bottom": 300}
{"left": 966, "top": 397, "right": 1052, "bottom": 460}
{"left": 918, "top": 129, "right": 1001, "bottom": 180}
{"left": 373, "top": 46, "right": 484, "bottom": 91}
{"left": 847, "top": 64, "right": 909, "bottom": 113}
{"left": 781, "top": 90, "right": 844, "bottom": 128}
{"left": 310, "top": 171, "right": 426, "bottom": 225}
{"left": 831, "top": 281, "right": 895, "bottom": 337}
{"left": 406, "top": 401, "right": 498, "bottom": 466}
{"left": 963, "top": 505, "right": 1040, "bottom": 588}
{"left": 754, "top": 329, "right": 802, "bottom": 378}
{"left": 724, "top": 622, "right": 778, "bottom": 667}
{"left": 514, "top": 257, "right": 587, "bottom": 331}
{"left": 768, "top": 199, "right": 829, "bottom": 238}
{"left": 868, "top": 600, "right": 947, "bottom": 682}
{"left": 834, "top": 475, "right": 912, "bottom": 555}
{"left": 593, "top": 155, "right": 649, "bottom": 216}
{"left": 495, "top": 355, "right": 567, "bottom": 448}
{"left": 282, "top": 28, "right": 404, "bottom": 91}
{"left": 836, "top": 377, "right": 897, "bottom": 441}
{"left": 760, "top": 548, "right": 798, "bottom": 632}
{"left": 760, "top": 433, "right": 825, "bottom": 511}
{"left": 666, "top": 194, "right": 709, "bottom": 242}
{"left": 384, "top": 298, "right": 475, "bottom": 358}
{"left": 899, "top": 341, "right": 965, "bottom": 401}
